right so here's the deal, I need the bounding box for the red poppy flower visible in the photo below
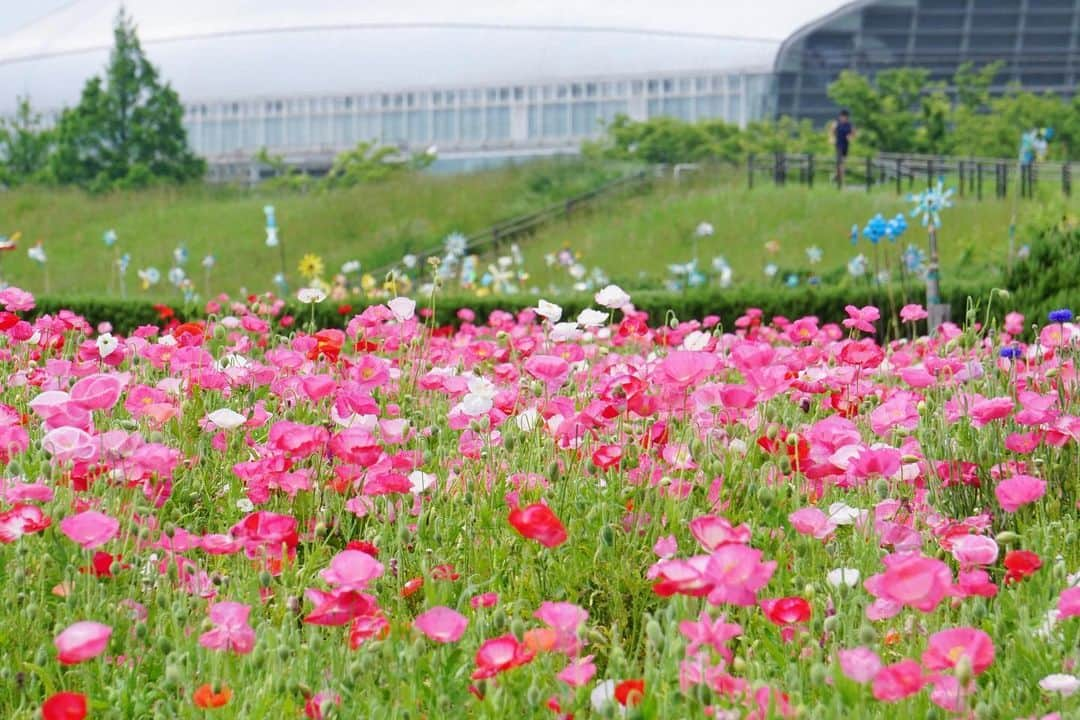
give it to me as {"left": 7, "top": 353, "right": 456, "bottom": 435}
{"left": 1003, "top": 550, "right": 1042, "bottom": 584}
{"left": 401, "top": 577, "right": 424, "bottom": 597}
{"left": 193, "top": 684, "right": 232, "bottom": 708}
{"left": 345, "top": 540, "right": 379, "bottom": 557}
{"left": 508, "top": 503, "right": 568, "bottom": 548}
{"left": 760, "top": 597, "right": 812, "bottom": 625}
{"left": 152, "top": 304, "right": 175, "bottom": 320}
{"left": 431, "top": 564, "right": 460, "bottom": 581}
{"left": 337, "top": 304, "right": 353, "bottom": 316}
{"left": 614, "top": 679, "right": 645, "bottom": 706}
{"left": 42, "top": 691, "right": 87, "bottom": 720}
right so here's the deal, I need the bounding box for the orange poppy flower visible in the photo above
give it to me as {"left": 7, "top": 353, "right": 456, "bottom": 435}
{"left": 523, "top": 628, "right": 558, "bottom": 654}
{"left": 193, "top": 684, "right": 232, "bottom": 708}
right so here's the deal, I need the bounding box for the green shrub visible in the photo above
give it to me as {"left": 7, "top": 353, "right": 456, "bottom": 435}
{"left": 1006, "top": 216, "right": 1080, "bottom": 324}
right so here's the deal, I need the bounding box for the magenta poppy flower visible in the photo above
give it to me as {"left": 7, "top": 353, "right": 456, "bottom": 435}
{"left": 319, "top": 550, "right": 384, "bottom": 591}
{"left": 689, "top": 515, "right": 751, "bottom": 551}
{"left": 872, "top": 659, "right": 926, "bottom": 702}
{"left": 556, "top": 655, "right": 597, "bottom": 687}
{"left": 55, "top": 621, "right": 112, "bottom": 664}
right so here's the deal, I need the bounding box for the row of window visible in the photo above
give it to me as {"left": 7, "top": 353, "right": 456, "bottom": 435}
{"left": 183, "top": 73, "right": 753, "bottom": 118}
{"left": 183, "top": 90, "right": 769, "bottom": 155}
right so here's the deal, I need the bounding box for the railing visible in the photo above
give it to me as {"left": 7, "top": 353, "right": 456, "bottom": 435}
{"left": 365, "top": 169, "right": 652, "bottom": 280}
{"left": 748, "top": 152, "right": 1073, "bottom": 199}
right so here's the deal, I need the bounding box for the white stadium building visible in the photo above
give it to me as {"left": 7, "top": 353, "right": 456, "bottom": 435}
{"left": 2, "top": 1, "right": 1078, "bottom": 178}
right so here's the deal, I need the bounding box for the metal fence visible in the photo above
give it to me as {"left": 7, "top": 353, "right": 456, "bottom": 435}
{"left": 748, "top": 152, "right": 1072, "bottom": 199}
{"left": 366, "top": 169, "right": 651, "bottom": 280}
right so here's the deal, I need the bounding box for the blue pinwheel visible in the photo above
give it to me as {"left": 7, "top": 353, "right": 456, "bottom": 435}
{"left": 910, "top": 179, "right": 954, "bottom": 229}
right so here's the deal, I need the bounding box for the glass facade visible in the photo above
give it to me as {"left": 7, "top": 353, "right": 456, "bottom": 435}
{"left": 775, "top": 0, "right": 1080, "bottom": 124}
{"left": 183, "top": 70, "right": 775, "bottom": 163}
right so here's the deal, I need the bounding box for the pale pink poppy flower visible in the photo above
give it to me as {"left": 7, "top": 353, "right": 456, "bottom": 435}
{"left": 42, "top": 426, "right": 98, "bottom": 465}
{"left": 950, "top": 534, "right": 999, "bottom": 567}
{"left": 678, "top": 611, "right": 741, "bottom": 662}
{"left": 414, "top": 606, "right": 468, "bottom": 643}
{"left": 199, "top": 601, "right": 256, "bottom": 654}
{"left": 55, "top": 621, "right": 112, "bottom": 664}
{"left": 837, "top": 646, "right": 882, "bottom": 683}
{"left": 534, "top": 601, "right": 589, "bottom": 656}
{"left": 69, "top": 373, "right": 123, "bottom": 411}
{"left": 995, "top": 474, "right": 1046, "bottom": 512}
{"left": 788, "top": 507, "right": 836, "bottom": 540}
{"left": 1057, "top": 587, "right": 1080, "bottom": 618}
{"left": 556, "top": 655, "right": 597, "bottom": 687}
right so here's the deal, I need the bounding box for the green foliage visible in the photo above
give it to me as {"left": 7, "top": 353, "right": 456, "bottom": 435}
{"left": 323, "top": 141, "right": 435, "bottom": 189}
{"left": 1006, "top": 215, "right": 1080, "bottom": 321}
{"left": 48, "top": 9, "right": 204, "bottom": 190}
{"left": 25, "top": 281, "right": 995, "bottom": 336}
{"left": 0, "top": 97, "right": 52, "bottom": 186}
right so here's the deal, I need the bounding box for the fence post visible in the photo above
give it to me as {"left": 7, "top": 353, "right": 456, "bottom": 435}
{"left": 747, "top": 153, "right": 754, "bottom": 189}
{"left": 807, "top": 154, "right": 814, "bottom": 188}
{"left": 976, "top": 162, "right": 982, "bottom": 201}
{"left": 1064, "top": 162, "right": 1071, "bottom": 197}
{"left": 865, "top": 155, "right": 872, "bottom": 192}
{"left": 895, "top": 157, "right": 902, "bottom": 195}
{"left": 927, "top": 158, "right": 934, "bottom": 188}
{"left": 958, "top": 160, "right": 965, "bottom": 197}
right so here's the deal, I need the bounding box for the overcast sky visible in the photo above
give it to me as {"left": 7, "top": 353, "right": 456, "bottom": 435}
{"left": 0, "top": 0, "right": 73, "bottom": 37}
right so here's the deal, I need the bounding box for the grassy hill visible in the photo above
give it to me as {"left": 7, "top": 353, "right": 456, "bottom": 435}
{"left": 518, "top": 173, "right": 1080, "bottom": 291}
{"left": 1, "top": 161, "right": 1075, "bottom": 300}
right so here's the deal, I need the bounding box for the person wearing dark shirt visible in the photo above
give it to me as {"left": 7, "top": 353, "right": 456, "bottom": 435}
{"left": 833, "top": 109, "right": 854, "bottom": 186}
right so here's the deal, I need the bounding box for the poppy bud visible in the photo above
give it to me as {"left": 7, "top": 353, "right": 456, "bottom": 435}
{"left": 756, "top": 485, "right": 773, "bottom": 506}
{"left": 765, "top": 423, "right": 780, "bottom": 440}
{"left": 645, "top": 619, "right": 664, "bottom": 650}
{"left": 858, "top": 625, "right": 876, "bottom": 645}
{"left": 973, "top": 702, "right": 994, "bottom": 720}
{"left": 873, "top": 478, "right": 890, "bottom": 498}
{"left": 823, "top": 616, "right": 839, "bottom": 633}
{"left": 994, "top": 531, "right": 1020, "bottom": 545}
{"left": 509, "top": 619, "right": 525, "bottom": 640}
{"left": 732, "top": 656, "right": 747, "bottom": 673}
{"left": 810, "top": 663, "right": 828, "bottom": 686}
{"left": 259, "top": 570, "right": 273, "bottom": 588}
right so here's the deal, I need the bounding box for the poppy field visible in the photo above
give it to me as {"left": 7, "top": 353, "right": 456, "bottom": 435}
{"left": 0, "top": 284, "right": 1077, "bottom": 720}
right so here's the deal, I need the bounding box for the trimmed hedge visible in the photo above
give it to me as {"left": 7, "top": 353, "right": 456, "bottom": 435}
{"left": 28, "top": 282, "right": 1007, "bottom": 337}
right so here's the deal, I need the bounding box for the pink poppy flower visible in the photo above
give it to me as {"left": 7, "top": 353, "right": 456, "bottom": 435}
{"left": 842, "top": 305, "right": 880, "bottom": 333}
{"left": 678, "top": 611, "right": 741, "bottom": 662}
{"left": 42, "top": 426, "right": 98, "bottom": 465}
{"left": 703, "top": 544, "right": 777, "bottom": 607}
{"left": 524, "top": 355, "right": 572, "bottom": 392}
{"left": 199, "top": 601, "right": 256, "bottom": 654}
{"left": 319, "top": 550, "right": 384, "bottom": 591}
{"left": 1004, "top": 312, "right": 1024, "bottom": 335}
{"left": 55, "top": 621, "right": 112, "bottom": 664}
{"left": 950, "top": 535, "right": 999, "bottom": 567}
{"left": 689, "top": 515, "right": 751, "bottom": 551}
{"left": 922, "top": 627, "right": 995, "bottom": 675}
{"left": 471, "top": 634, "right": 535, "bottom": 680}
{"left": 534, "top": 601, "right": 588, "bottom": 656}
{"left": 69, "top": 373, "right": 123, "bottom": 411}
{"left": 788, "top": 507, "right": 836, "bottom": 540}
{"left": 414, "top": 606, "right": 468, "bottom": 643}
{"left": 899, "top": 304, "right": 928, "bottom": 322}
{"left": 557, "top": 655, "right": 597, "bottom": 687}
{"left": 864, "top": 553, "right": 952, "bottom": 618}
{"left": 470, "top": 592, "right": 499, "bottom": 609}
{"left": 59, "top": 510, "right": 120, "bottom": 549}
{"left": 872, "top": 659, "right": 926, "bottom": 702}
{"left": 995, "top": 474, "right": 1046, "bottom": 512}
{"left": 838, "top": 646, "right": 882, "bottom": 683}
{"left": 1058, "top": 587, "right": 1080, "bottom": 619}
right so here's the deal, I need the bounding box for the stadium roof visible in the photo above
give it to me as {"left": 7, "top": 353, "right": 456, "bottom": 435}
{"left": 0, "top": 0, "right": 854, "bottom": 113}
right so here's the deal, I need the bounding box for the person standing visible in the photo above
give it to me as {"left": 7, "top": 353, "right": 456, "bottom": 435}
{"left": 833, "top": 109, "right": 854, "bottom": 187}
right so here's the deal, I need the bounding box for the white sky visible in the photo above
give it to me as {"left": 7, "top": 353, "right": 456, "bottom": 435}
{"left": 0, "top": 1, "right": 849, "bottom": 113}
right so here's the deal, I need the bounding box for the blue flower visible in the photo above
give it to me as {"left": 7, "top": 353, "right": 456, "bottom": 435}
{"left": 1048, "top": 308, "right": 1073, "bottom": 323}
{"left": 999, "top": 346, "right": 1023, "bottom": 359}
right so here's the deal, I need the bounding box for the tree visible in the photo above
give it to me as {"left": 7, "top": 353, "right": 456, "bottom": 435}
{"left": 0, "top": 97, "right": 51, "bottom": 186}
{"left": 50, "top": 9, "right": 204, "bottom": 190}
{"left": 322, "top": 141, "right": 432, "bottom": 189}
{"left": 827, "top": 68, "right": 928, "bottom": 153}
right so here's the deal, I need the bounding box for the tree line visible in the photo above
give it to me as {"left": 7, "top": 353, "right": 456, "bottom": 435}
{"left": 584, "top": 63, "right": 1080, "bottom": 165}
